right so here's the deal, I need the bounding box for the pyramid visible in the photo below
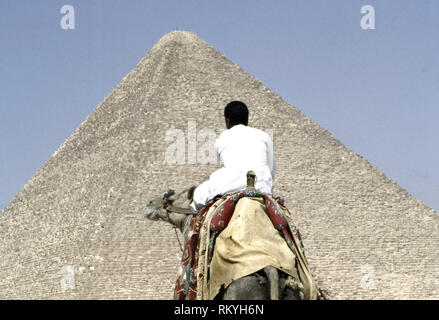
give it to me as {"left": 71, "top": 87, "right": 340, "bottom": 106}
{"left": 1, "top": 31, "right": 438, "bottom": 300}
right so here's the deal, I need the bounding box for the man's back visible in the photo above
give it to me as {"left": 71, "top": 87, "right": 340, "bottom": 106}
{"left": 190, "top": 101, "right": 276, "bottom": 211}
{"left": 215, "top": 124, "right": 276, "bottom": 177}
{"left": 202, "top": 125, "right": 276, "bottom": 202}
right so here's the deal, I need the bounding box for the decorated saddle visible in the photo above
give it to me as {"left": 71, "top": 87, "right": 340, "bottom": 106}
{"left": 173, "top": 186, "right": 326, "bottom": 300}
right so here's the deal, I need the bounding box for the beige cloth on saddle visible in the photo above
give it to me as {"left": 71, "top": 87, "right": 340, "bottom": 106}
{"left": 196, "top": 196, "right": 318, "bottom": 300}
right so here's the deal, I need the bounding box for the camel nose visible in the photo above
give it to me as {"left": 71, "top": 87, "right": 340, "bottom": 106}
{"left": 145, "top": 207, "right": 155, "bottom": 219}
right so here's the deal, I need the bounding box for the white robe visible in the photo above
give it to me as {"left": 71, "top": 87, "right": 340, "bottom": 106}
{"left": 190, "top": 124, "right": 276, "bottom": 212}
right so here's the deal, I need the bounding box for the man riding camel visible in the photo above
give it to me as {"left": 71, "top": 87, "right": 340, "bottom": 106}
{"left": 190, "top": 100, "right": 277, "bottom": 212}
{"left": 146, "top": 100, "right": 325, "bottom": 300}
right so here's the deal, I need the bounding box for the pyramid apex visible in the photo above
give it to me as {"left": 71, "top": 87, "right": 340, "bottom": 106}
{"left": 156, "top": 30, "right": 203, "bottom": 47}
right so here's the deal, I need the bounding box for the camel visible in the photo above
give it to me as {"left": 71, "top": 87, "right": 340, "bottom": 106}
{"left": 145, "top": 175, "right": 305, "bottom": 300}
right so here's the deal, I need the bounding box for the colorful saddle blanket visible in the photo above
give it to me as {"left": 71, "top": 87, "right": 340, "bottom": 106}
{"left": 173, "top": 189, "right": 325, "bottom": 300}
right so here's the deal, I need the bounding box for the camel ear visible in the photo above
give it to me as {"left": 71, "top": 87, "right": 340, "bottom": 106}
{"left": 187, "top": 186, "right": 196, "bottom": 201}
{"left": 162, "top": 189, "right": 176, "bottom": 203}
{"left": 163, "top": 189, "right": 175, "bottom": 199}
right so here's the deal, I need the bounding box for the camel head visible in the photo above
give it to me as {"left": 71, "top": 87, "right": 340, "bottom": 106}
{"left": 144, "top": 186, "right": 196, "bottom": 222}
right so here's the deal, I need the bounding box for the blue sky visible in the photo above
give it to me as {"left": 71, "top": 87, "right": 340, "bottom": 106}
{"left": 0, "top": 0, "right": 438, "bottom": 212}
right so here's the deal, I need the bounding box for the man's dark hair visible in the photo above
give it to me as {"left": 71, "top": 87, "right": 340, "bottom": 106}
{"left": 224, "top": 101, "right": 249, "bottom": 126}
